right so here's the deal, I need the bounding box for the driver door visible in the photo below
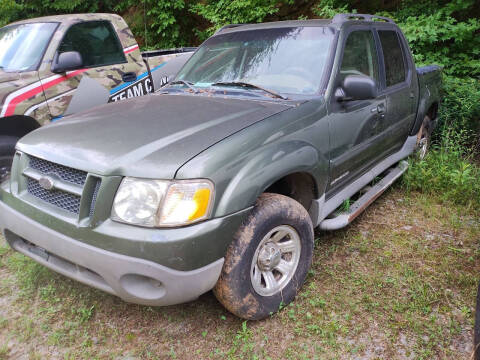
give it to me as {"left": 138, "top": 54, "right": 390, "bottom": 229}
{"left": 37, "top": 20, "right": 146, "bottom": 121}
{"left": 326, "top": 29, "right": 388, "bottom": 195}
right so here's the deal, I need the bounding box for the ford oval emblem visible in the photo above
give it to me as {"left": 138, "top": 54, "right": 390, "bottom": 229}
{"left": 39, "top": 177, "right": 54, "bottom": 191}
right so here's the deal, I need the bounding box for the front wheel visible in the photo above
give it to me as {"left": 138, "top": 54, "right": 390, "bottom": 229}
{"left": 214, "top": 193, "right": 314, "bottom": 320}
{"left": 0, "top": 136, "right": 18, "bottom": 183}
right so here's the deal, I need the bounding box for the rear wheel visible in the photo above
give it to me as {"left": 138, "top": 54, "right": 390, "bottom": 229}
{"left": 214, "top": 193, "right": 314, "bottom": 320}
{"left": 416, "top": 115, "right": 432, "bottom": 160}
{"left": 0, "top": 136, "right": 18, "bottom": 183}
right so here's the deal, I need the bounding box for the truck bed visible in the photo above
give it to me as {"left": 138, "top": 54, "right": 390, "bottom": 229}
{"left": 414, "top": 65, "right": 442, "bottom": 133}
{"left": 142, "top": 48, "right": 197, "bottom": 89}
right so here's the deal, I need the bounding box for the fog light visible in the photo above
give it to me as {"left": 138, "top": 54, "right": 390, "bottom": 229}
{"left": 120, "top": 274, "right": 166, "bottom": 300}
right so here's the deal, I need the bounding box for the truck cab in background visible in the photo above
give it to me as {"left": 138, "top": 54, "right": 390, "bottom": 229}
{"left": 0, "top": 13, "right": 195, "bottom": 181}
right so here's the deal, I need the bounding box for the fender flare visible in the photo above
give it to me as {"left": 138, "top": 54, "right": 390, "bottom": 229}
{"left": 410, "top": 90, "right": 439, "bottom": 136}
{"left": 214, "top": 140, "right": 328, "bottom": 218}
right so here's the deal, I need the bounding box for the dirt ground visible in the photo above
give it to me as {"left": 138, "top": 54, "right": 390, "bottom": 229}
{"left": 0, "top": 188, "right": 478, "bottom": 359}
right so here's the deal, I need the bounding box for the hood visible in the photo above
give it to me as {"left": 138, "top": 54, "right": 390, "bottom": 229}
{"left": 17, "top": 93, "right": 291, "bottom": 179}
{"left": 0, "top": 70, "right": 20, "bottom": 84}
{"left": 0, "top": 70, "right": 40, "bottom": 117}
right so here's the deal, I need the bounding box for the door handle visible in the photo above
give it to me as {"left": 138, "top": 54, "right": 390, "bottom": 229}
{"left": 122, "top": 72, "right": 137, "bottom": 83}
{"left": 371, "top": 104, "right": 386, "bottom": 114}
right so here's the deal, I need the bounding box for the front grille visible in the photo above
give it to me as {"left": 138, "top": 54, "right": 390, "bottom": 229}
{"left": 27, "top": 178, "right": 81, "bottom": 214}
{"left": 29, "top": 156, "right": 87, "bottom": 186}
{"left": 89, "top": 179, "right": 102, "bottom": 218}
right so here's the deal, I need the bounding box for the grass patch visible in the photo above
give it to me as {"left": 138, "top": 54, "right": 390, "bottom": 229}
{"left": 0, "top": 189, "right": 478, "bottom": 359}
{"left": 403, "top": 135, "right": 480, "bottom": 210}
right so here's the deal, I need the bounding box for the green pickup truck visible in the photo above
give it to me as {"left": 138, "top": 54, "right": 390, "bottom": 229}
{"left": 0, "top": 14, "right": 441, "bottom": 320}
{"left": 0, "top": 13, "right": 195, "bottom": 182}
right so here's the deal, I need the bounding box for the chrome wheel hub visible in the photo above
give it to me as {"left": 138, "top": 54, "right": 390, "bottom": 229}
{"left": 250, "top": 225, "right": 301, "bottom": 297}
{"left": 257, "top": 243, "right": 282, "bottom": 271}
{"left": 418, "top": 137, "right": 428, "bottom": 160}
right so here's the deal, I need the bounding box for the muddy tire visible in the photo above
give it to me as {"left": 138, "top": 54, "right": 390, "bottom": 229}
{"left": 475, "top": 280, "right": 480, "bottom": 360}
{"left": 416, "top": 115, "right": 432, "bottom": 160}
{"left": 0, "top": 136, "right": 18, "bottom": 183}
{"left": 214, "top": 193, "right": 314, "bottom": 320}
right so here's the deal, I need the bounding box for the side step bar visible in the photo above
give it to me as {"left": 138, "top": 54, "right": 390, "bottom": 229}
{"left": 319, "top": 161, "right": 409, "bottom": 231}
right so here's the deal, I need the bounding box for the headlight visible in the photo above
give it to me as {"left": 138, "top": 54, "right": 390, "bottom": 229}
{"left": 111, "top": 178, "right": 214, "bottom": 227}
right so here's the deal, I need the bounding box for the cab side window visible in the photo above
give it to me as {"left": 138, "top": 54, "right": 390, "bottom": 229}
{"left": 378, "top": 30, "right": 406, "bottom": 87}
{"left": 340, "top": 30, "right": 379, "bottom": 84}
{"left": 58, "top": 21, "right": 126, "bottom": 68}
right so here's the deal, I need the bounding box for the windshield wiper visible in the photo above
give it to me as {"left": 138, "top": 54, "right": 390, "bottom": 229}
{"left": 211, "top": 81, "right": 288, "bottom": 100}
{"left": 169, "top": 80, "right": 198, "bottom": 93}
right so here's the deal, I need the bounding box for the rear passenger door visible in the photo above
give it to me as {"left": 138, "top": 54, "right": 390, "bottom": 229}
{"left": 39, "top": 20, "right": 147, "bottom": 120}
{"left": 376, "top": 29, "right": 418, "bottom": 152}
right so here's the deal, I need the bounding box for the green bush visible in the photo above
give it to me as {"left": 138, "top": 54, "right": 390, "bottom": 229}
{"left": 403, "top": 141, "right": 480, "bottom": 209}
{"left": 394, "top": 0, "right": 480, "bottom": 77}
{"left": 116, "top": 0, "right": 194, "bottom": 49}
{"left": 190, "top": 0, "right": 287, "bottom": 41}
{"left": 437, "top": 76, "right": 480, "bottom": 146}
{"left": 1, "top": 0, "right": 479, "bottom": 205}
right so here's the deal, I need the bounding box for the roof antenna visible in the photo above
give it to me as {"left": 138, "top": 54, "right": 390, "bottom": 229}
{"left": 143, "top": 0, "right": 148, "bottom": 49}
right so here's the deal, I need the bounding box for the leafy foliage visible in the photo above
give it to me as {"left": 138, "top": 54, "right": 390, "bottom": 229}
{"left": 190, "top": 0, "right": 286, "bottom": 40}
{"left": 1, "top": 0, "right": 479, "bottom": 203}
{"left": 403, "top": 138, "right": 480, "bottom": 208}
{"left": 312, "top": 0, "right": 352, "bottom": 19}
{"left": 437, "top": 76, "right": 480, "bottom": 146}
{"left": 115, "top": 0, "right": 193, "bottom": 49}
{"left": 393, "top": 0, "right": 480, "bottom": 77}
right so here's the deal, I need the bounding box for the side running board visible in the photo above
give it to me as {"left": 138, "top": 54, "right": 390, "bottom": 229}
{"left": 319, "top": 161, "right": 409, "bottom": 231}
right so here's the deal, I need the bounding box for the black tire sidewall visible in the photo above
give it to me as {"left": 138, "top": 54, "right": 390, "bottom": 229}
{"left": 421, "top": 116, "right": 432, "bottom": 148}
{"left": 0, "top": 136, "right": 18, "bottom": 177}
{"left": 0, "top": 136, "right": 18, "bottom": 155}
{"left": 215, "top": 194, "right": 314, "bottom": 320}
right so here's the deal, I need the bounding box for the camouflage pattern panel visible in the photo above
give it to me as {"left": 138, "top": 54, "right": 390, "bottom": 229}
{"left": 0, "top": 70, "right": 50, "bottom": 125}
{"left": 12, "top": 13, "right": 137, "bottom": 49}
{"left": 1, "top": 14, "right": 191, "bottom": 123}
{"left": 108, "top": 51, "right": 195, "bottom": 101}
{"left": 44, "top": 59, "right": 148, "bottom": 118}
{"left": 26, "top": 101, "right": 52, "bottom": 126}
{"left": 106, "top": 14, "right": 138, "bottom": 49}
{"left": 34, "top": 15, "right": 148, "bottom": 119}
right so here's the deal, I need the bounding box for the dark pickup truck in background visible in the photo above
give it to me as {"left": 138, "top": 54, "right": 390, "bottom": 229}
{"left": 0, "top": 13, "right": 195, "bottom": 181}
{"left": 0, "top": 13, "right": 441, "bottom": 319}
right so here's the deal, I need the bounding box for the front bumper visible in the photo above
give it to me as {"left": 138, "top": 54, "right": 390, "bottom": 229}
{"left": 0, "top": 201, "right": 226, "bottom": 306}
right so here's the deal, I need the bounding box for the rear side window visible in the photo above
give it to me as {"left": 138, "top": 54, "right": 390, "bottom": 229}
{"left": 378, "top": 30, "right": 406, "bottom": 87}
{"left": 340, "top": 30, "right": 379, "bottom": 83}
{"left": 58, "top": 21, "right": 126, "bottom": 68}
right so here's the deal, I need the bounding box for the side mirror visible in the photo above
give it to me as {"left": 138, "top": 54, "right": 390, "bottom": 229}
{"left": 51, "top": 51, "right": 83, "bottom": 73}
{"left": 336, "top": 75, "right": 377, "bottom": 101}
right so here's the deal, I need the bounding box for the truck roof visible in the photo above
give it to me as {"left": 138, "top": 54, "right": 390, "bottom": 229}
{"left": 214, "top": 13, "right": 396, "bottom": 36}
{"left": 9, "top": 13, "right": 123, "bottom": 26}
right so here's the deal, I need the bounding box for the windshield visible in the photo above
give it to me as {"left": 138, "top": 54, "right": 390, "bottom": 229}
{"left": 176, "top": 26, "right": 335, "bottom": 96}
{"left": 0, "top": 22, "right": 58, "bottom": 72}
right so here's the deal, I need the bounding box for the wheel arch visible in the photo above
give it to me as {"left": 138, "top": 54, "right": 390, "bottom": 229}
{"left": 0, "top": 115, "right": 41, "bottom": 139}
{"left": 214, "top": 141, "right": 328, "bottom": 219}
{"left": 410, "top": 99, "right": 440, "bottom": 136}
{"left": 264, "top": 172, "right": 319, "bottom": 214}
{"left": 425, "top": 102, "right": 439, "bottom": 122}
